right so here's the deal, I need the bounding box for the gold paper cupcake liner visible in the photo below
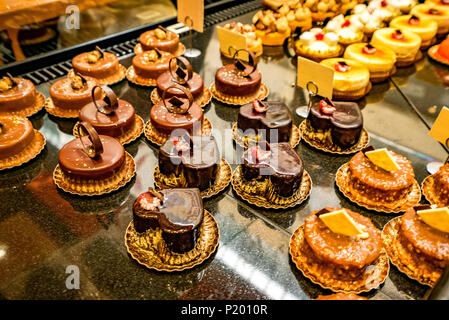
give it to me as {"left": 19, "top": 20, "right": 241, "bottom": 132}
{"left": 422, "top": 175, "right": 449, "bottom": 207}
{"left": 428, "top": 44, "right": 449, "bottom": 66}
{"left": 134, "top": 43, "right": 186, "bottom": 57}
{"left": 44, "top": 97, "right": 81, "bottom": 118}
{"left": 69, "top": 64, "right": 127, "bottom": 86}
{"left": 299, "top": 120, "right": 370, "bottom": 155}
{"left": 231, "top": 165, "right": 312, "bottom": 209}
{"left": 0, "top": 91, "right": 46, "bottom": 118}
{"left": 153, "top": 158, "right": 231, "bottom": 199}
{"left": 210, "top": 82, "right": 269, "bottom": 106}
{"left": 382, "top": 217, "right": 440, "bottom": 287}
{"left": 232, "top": 123, "right": 301, "bottom": 149}
{"left": 335, "top": 163, "right": 422, "bottom": 213}
{"left": 125, "top": 210, "right": 219, "bottom": 272}
{"left": 73, "top": 115, "right": 144, "bottom": 145}
{"left": 151, "top": 87, "right": 212, "bottom": 108}
{"left": 289, "top": 225, "right": 390, "bottom": 293}
{"left": 126, "top": 66, "right": 158, "bottom": 87}
{"left": 0, "top": 130, "right": 46, "bottom": 170}
{"left": 144, "top": 117, "right": 212, "bottom": 147}
{"left": 53, "top": 152, "right": 136, "bottom": 196}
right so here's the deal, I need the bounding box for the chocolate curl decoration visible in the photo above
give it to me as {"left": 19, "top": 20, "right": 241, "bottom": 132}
{"left": 232, "top": 48, "right": 257, "bottom": 77}
{"left": 169, "top": 56, "right": 193, "bottom": 85}
{"left": 0, "top": 121, "right": 3, "bottom": 135}
{"left": 70, "top": 71, "right": 88, "bottom": 87}
{"left": 414, "top": 204, "right": 432, "bottom": 212}
{"left": 148, "top": 187, "right": 164, "bottom": 201}
{"left": 91, "top": 85, "right": 119, "bottom": 115}
{"left": 362, "top": 145, "right": 375, "bottom": 157}
{"left": 77, "top": 122, "right": 104, "bottom": 159}
{"left": 162, "top": 84, "right": 194, "bottom": 115}
{"left": 5, "top": 73, "right": 18, "bottom": 88}
{"left": 94, "top": 46, "right": 105, "bottom": 59}
{"left": 315, "top": 208, "right": 331, "bottom": 216}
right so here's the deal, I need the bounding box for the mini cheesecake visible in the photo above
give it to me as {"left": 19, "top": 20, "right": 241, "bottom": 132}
{"left": 371, "top": 28, "right": 422, "bottom": 67}
{"left": 390, "top": 15, "right": 438, "bottom": 48}
{"left": 344, "top": 43, "right": 397, "bottom": 83}
{"left": 132, "top": 49, "right": 174, "bottom": 80}
{"left": 411, "top": 4, "right": 449, "bottom": 36}
{"left": 72, "top": 47, "right": 121, "bottom": 83}
{"left": 295, "top": 28, "right": 342, "bottom": 61}
{"left": 0, "top": 76, "right": 37, "bottom": 114}
{"left": 139, "top": 26, "right": 180, "bottom": 54}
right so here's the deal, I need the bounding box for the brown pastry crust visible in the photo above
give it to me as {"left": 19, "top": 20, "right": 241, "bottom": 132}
{"left": 0, "top": 78, "right": 36, "bottom": 112}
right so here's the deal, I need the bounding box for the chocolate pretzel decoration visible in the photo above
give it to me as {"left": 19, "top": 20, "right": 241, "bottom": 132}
{"left": 232, "top": 49, "right": 257, "bottom": 77}
{"left": 91, "top": 85, "right": 119, "bottom": 115}
{"left": 77, "top": 121, "right": 104, "bottom": 159}
{"left": 169, "top": 56, "right": 193, "bottom": 85}
{"left": 94, "top": 46, "right": 105, "bottom": 59}
{"left": 162, "top": 84, "right": 194, "bottom": 115}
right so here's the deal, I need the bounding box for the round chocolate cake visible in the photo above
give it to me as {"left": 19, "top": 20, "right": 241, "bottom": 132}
{"left": 132, "top": 50, "right": 174, "bottom": 79}
{"left": 72, "top": 47, "right": 120, "bottom": 80}
{"left": 0, "top": 116, "right": 35, "bottom": 159}
{"left": 139, "top": 26, "right": 180, "bottom": 54}
{"left": 0, "top": 76, "right": 36, "bottom": 113}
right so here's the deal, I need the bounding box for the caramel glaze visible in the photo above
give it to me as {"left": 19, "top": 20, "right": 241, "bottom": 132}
{"left": 79, "top": 99, "right": 135, "bottom": 137}
{"left": 50, "top": 76, "right": 101, "bottom": 110}
{"left": 132, "top": 51, "right": 174, "bottom": 79}
{"left": 0, "top": 78, "right": 36, "bottom": 112}
{"left": 150, "top": 100, "right": 203, "bottom": 136}
{"left": 433, "top": 164, "right": 449, "bottom": 206}
{"left": 304, "top": 207, "right": 382, "bottom": 269}
{"left": 315, "top": 293, "right": 368, "bottom": 300}
{"left": 132, "top": 188, "right": 204, "bottom": 253}
{"left": 156, "top": 72, "right": 204, "bottom": 99}
{"left": 0, "top": 116, "right": 34, "bottom": 159}
{"left": 215, "top": 64, "right": 261, "bottom": 96}
{"left": 401, "top": 207, "right": 449, "bottom": 264}
{"left": 72, "top": 52, "right": 119, "bottom": 79}
{"left": 238, "top": 101, "right": 292, "bottom": 143}
{"left": 58, "top": 135, "right": 125, "bottom": 179}
{"left": 348, "top": 151, "right": 415, "bottom": 203}
{"left": 139, "top": 29, "right": 180, "bottom": 54}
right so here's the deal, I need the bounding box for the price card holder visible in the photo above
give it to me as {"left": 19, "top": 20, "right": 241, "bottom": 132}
{"left": 217, "top": 26, "right": 249, "bottom": 61}
{"left": 297, "top": 56, "right": 334, "bottom": 99}
{"left": 177, "top": 0, "right": 204, "bottom": 33}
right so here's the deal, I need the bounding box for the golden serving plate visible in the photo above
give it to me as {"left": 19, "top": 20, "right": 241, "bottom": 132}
{"left": 210, "top": 82, "right": 269, "bottom": 106}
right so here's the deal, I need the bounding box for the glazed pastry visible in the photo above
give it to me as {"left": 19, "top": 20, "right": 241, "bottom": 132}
{"left": 295, "top": 28, "right": 342, "bottom": 61}
{"left": 159, "top": 135, "right": 220, "bottom": 190}
{"left": 304, "top": 98, "right": 363, "bottom": 150}
{"left": 371, "top": 28, "right": 422, "bottom": 67}
{"left": 237, "top": 100, "right": 293, "bottom": 143}
{"left": 344, "top": 43, "right": 397, "bottom": 83}
{"left": 315, "top": 293, "right": 368, "bottom": 300}
{"left": 131, "top": 49, "right": 174, "bottom": 82}
{"left": 221, "top": 22, "right": 263, "bottom": 57}
{"left": 428, "top": 37, "right": 449, "bottom": 63}
{"left": 150, "top": 85, "right": 203, "bottom": 136}
{"left": 411, "top": 4, "right": 449, "bottom": 36}
{"left": 132, "top": 188, "right": 204, "bottom": 253}
{"left": 350, "top": 5, "right": 387, "bottom": 37}
{"left": 241, "top": 142, "right": 304, "bottom": 197}
{"left": 424, "top": 163, "right": 449, "bottom": 206}
{"left": 325, "top": 14, "right": 364, "bottom": 46}
{"left": 252, "top": 9, "right": 291, "bottom": 46}
{"left": 390, "top": 15, "right": 438, "bottom": 48}
{"left": 426, "top": 0, "right": 449, "bottom": 11}
{"left": 366, "top": 0, "right": 401, "bottom": 23}
{"left": 72, "top": 46, "right": 124, "bottom": 85}
{"left": 138, "top": 26, "right": 181, "bottom": 55}
{"left": 320, "top": 58, "right": 371, "bottom": 100}
{"left": 0, "top": 74, "right": 41, "bottom": 116}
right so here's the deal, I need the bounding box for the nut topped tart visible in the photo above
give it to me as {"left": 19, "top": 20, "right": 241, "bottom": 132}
{"left": 423, "top": 163, "right": 449, "bottom": 207}
{"left": 252, "top": 9, "right": 291, "bottom": 46}
{"left": 137, "top": 25, "right": 183, "bottom": 55}
{"left": 128, "top": 49, "right": 174, "bottom": 86}
{"left": 290, "top": 207, "right": 389, "bottom": 293}
{"left": 371, "top": 28, "right": 422, "bottom": 67}
{"left": 390, "top": 15, "right": 438, "bottom": 49}
{"left": 324, "top": 14, "right": 365, "bottom": 46}
{"left": 320, "top": 58, "right": 371, "bottom": 101}
{"left": 344, "top": 43, "right": 397, "bottom": 83}
{"left": 0, "top": 74, "right": 44, "bottom": 117}
{"left": 221, "top": 22, "right": 263, "bottom": 57}
{"left": 72, "top": 46, "right": 125, "bottom": 85}
{"left": 294, "top": 28, "right": 342, "bottom": 61}
{"left": 382, "top": 205, "right": 449, "bottom": 286}
{"left": 411, "top": 4, "right": 449, "bottom": 36}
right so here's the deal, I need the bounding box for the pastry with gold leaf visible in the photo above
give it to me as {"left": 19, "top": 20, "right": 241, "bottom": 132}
{"left": 0, "top": 74, "right": 43, "bottom": 116}
{"left": 325, "top": 14, "right": 365, "bottom": 46}
{"left": 252, "top": 9, "right": 291, "bottom": 46}
{"left": 131, "top": 49, "right": 174, "bottom": 82}
{"left": 390, "top": 15, "right": 438, "bottom": 49}
{"left": 221, "top": 22, "right": 263, "bottom": 57}
{"left": 320, "top": 58, "right": 371, "bottom": 100}
{"left": 371, "top": 28, "right": 422, "bottom": 67}
{"left": 138, "top": 25, "right": 181, "bottom": 55}
{"left": 295, "top": 28, "right": 342, "bottom": 61}
{"left": 411, "top": 4, "right": 449, "bottom": 37}
{"left": 344, "top": 43, "right": 397, "bottom": 83}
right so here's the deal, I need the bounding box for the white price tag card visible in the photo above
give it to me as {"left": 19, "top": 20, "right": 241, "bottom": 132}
{"left": 217, "top": 26, "right": 248, "bottom": 61}
{"left": 297, "top": 56, "right": 334, "bottom": 99}
{"left": 177, "top": 0, "right": 204, "bottom": 33}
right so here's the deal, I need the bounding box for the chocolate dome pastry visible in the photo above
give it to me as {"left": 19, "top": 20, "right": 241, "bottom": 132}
{"left": 234, "top": 100, "right": 300, "bottom": 148}
{"left": 152, "top": 56, "right": 211, "bottom": 108}
{"left": 0, "top": 73, "right": 45, "bottom": 117}
{"left": 232, "top": 141, "right": 312, "bottom": 208}
{"left": 53, "top": 122, "right": 136, "bottom": 196}
{"left": 211, "top": 49, "right": 268, "bottom": 105}
{"left": 145, "top": 84, "right": 211, "bottom": 146}
{"left": 126, "top": 48, "right": 174, "bottom": 86}
{"left": 46, "top": 72, "right": 101, "bottom": 118}
{"left": 0, "top": 115, "right": 46, "bottom": 170}
{"left": 75, "top": 85, "right": 144, "bottom": 145}
{"left": 134, "top": 25, "right": 185, "bottom": 56}
{"left": 72, "top": 46, "right": 126, "bottom": 85}
{"left": 300, "top": 97, "right": 369, "bottom": 154}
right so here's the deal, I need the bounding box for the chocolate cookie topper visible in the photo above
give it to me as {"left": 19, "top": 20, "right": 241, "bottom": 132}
{"left": 70, "top": 71, "right": 88, "bottom": 90}
{"left": 232, "top": 48, "right": 257, "bottom": 77}
{"left": 77, "top": 121, "right": 104, "bottom": 158}
{"left": 91, "top": 85, "right": 119, "bottom": 115}
{"left": 162, "top": 84, "right": 194, "bottom": 115}
{"left": 169, "top": 56, "right": 193, "bottom": 85}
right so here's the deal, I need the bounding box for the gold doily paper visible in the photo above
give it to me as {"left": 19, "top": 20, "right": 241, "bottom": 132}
{"left": 0, "top": 130, "right": 46, "bottom": 170}
{"left": 210, "top": 82, "right": 269, "bottom": 106}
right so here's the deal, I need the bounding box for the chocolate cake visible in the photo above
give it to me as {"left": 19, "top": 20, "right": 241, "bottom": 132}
{"left": 305, "top": 98, "right": 363, "bottom": 149}
{"left": 132, "top": 188, "right": 204, "bottom": 253}
{"left": 0, "top": 74, "right": 36, "bottom": 113}
{"left": 242, "top": 142, "right": 304, "bottom": 197}
{"left": 139, "top": 26, "right": 180, "bottom": 54}
{"left": 132, "top": 49, "right": 174, "bottom": 80}
{"left": 238, "top": 100, "right": 292, "bottom": 143}
{"left": 159, "top": 135, "right": 220, "bottom": 190}
{"left": 72, "top": 47, "right": 120, "bottom": 81}
{"left": 0, "top": 116, "right": 35, "bottom": 159}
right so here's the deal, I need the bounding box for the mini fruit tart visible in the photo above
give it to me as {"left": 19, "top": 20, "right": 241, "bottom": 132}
{"left": 294, "top": 28, "right": 342, "bottom": 61}
{"left": 325, "top": 14, "right": 365, "bottom": 46}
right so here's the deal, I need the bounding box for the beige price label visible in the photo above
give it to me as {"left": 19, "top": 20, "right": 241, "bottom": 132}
{"left": 297, "top": 56, "right": 334, "bottom": 99}
{"left": 217, "top": 26, "right": 249, "bottom": 61}
{"left": 177, "top": 0, "right": 204, "bottom": 33}
{"left": 429, "top": 106, "right": 449, "bottom": 147}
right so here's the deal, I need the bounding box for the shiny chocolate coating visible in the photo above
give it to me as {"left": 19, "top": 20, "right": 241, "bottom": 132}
{"left": 72, "top": 51, "right": 119, "bottom": 79}
{"left": 215, "top": 64, "right": 261, "bottom": 96}
{"left": 139, "top": 29, "right": 180, "bottom": 54}
{"left": 50, "top": 76, "right": 101, "bottom": 110}
{"left": 0, "top": 116, "right": 35, "bottom": 159}
{"left": 0, "top": 78, "right": 36, "bottom": 112}
{"left": 156, "top": 71, "right": 204, "bottom": 99}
